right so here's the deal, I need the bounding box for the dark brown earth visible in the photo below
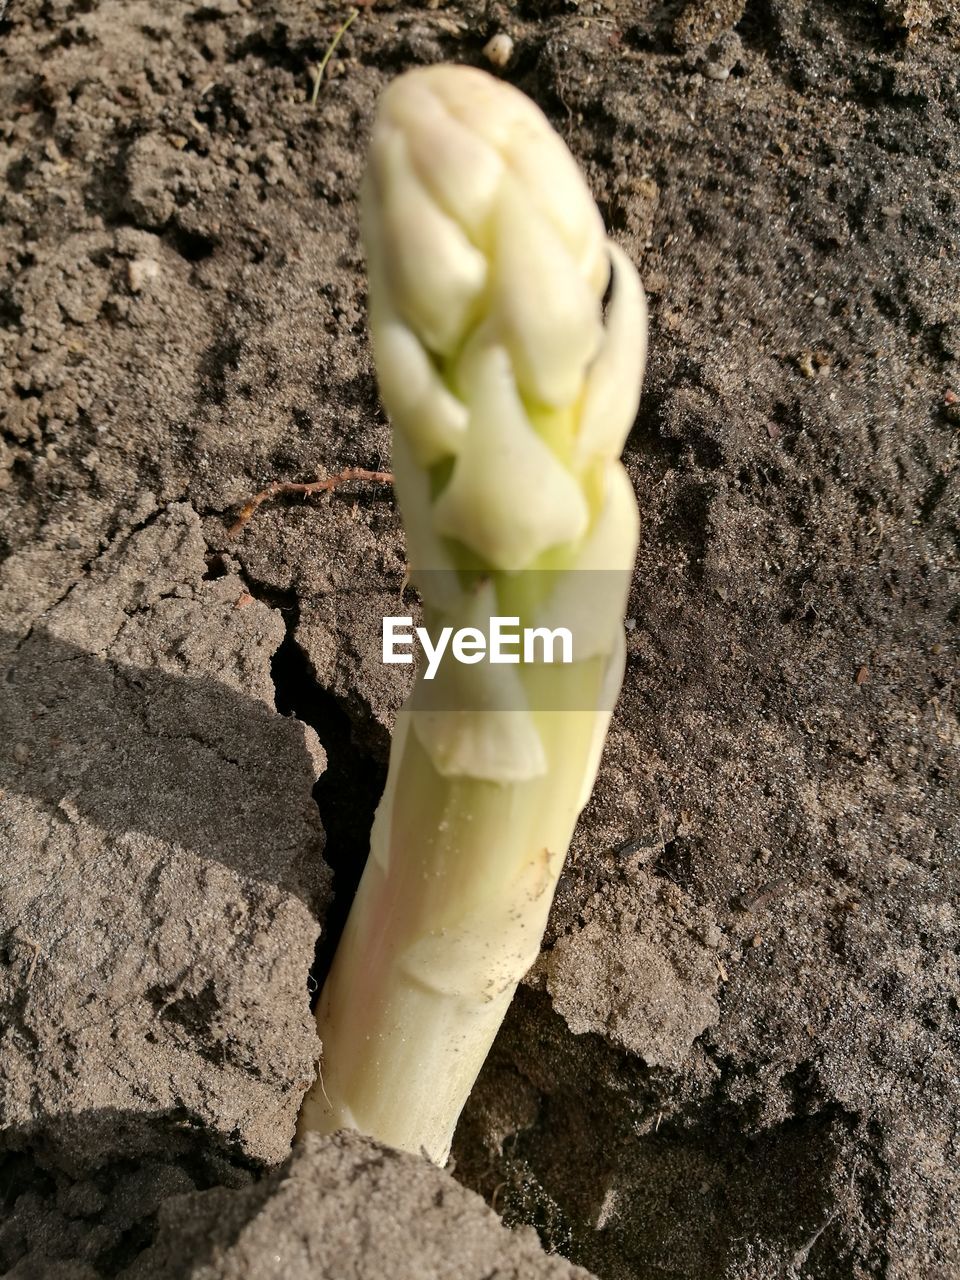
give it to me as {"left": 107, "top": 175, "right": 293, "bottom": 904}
{"left": 1, "top": 1, "right": 958, "bottom": 1277}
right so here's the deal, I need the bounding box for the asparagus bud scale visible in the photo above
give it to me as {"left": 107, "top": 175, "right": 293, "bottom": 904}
{"left": 297, "top": 65, "right": 648, "bottom": 1164}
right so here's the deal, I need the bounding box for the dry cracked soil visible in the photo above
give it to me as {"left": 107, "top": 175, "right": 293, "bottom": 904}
{"left": 1, "top": 0, "right": 958, "bottom": 1277}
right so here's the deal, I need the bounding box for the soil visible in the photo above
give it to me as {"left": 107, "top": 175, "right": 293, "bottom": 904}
{"left": 1, "top": 1, "right": 958, "bottom": 1278}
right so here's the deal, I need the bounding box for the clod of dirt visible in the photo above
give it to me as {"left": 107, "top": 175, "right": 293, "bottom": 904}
{"left": 542, "top": 875, "right": 720, "bottom": 1068}
{"left": 129, "top": 1131, "right": 596, "bottom": 1280}
{"left": 881, "top": 0, "right": 949, "bottom": 40}
{"left": 673, "top": 0, "right": 748, "bottom": 50}
{"left": 0, "top": 505, "right": 328, "bottom": 1175}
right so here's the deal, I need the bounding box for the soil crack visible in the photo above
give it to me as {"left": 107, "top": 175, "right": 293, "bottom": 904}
{"left": 236, "top": 571, "right": 386, "bottom": 997}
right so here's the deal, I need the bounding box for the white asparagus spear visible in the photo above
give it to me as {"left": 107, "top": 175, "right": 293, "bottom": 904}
{"left": 298, "top": 64, "right": 648, "bottom": 1165}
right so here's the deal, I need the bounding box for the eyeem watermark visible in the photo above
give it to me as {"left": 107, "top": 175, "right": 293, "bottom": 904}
{"left": 383, "top": 616, "right": 573, "bottom": 681}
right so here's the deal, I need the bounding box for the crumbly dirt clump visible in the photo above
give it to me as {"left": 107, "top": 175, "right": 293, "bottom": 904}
{"left": 1, "top": 1, "right": 958, "bottom": 1278}
{"left": 131, "top": 1131, "right": 594, "bottom": 1280}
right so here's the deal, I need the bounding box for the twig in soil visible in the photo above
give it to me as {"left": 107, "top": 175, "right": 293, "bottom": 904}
{"left": 789, "top": 1159, "right": 858, "bottom": 1275}
{"left": 315, "top": 1061, "right": 333, "bottom": 1111}
{"left": 12, "top": 934, "right": 42, "bottom": 985}
{"left": 790, "top": 1205, "right": 838, "bottom": 1271}
{"left": 228, "top": 467, "right": 394, "bottom": 538}
{"left": 490, "top": 1181, "right": 508, "bottom": 1214}
{"left": 309, "top": 8, "right": 359, "bottom": 106}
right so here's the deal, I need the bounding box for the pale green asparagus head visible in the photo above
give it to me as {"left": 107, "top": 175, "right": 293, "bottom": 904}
{"left": 361, "top": 64, "right": 647, "bottom": 575}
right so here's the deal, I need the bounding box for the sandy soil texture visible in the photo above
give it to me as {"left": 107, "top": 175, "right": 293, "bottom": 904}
{"left": 1, "top": 1, "right": 958, "bottom": 1277}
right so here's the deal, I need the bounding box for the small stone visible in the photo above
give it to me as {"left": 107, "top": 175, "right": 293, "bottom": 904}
{"left": 704, "top": 62, "right": 730, "bottom": 82}
{"left": 483, "top": 33, "right": 514, "bottom": 68}
{"left": 699, "top": 923, "right": 722, "bottom": 948}
{"left": 128, "top": 258, "right": 160, "bottom": 293}
{"left": 813, "top": 294, "right": 827, "bottom": 308}
{"left": 58, "top": 794, "right": 81, "bottom": 822}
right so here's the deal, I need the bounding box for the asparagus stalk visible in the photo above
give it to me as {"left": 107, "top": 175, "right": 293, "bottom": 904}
{"left": 297, "top": 65, "right": 647, "bottom": 1165}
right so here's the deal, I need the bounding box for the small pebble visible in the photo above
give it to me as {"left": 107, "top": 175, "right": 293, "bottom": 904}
{"left": 128, "top": 258, "right": 160, "bottom": 293}
{"left": 58, "top": 794, "right": 80, "bottom": 823}
{"left": 699, "top": 923, "right": 722, "bottom": 948}
{"left": 704, "top": 62, "right": 730, "bottom": 82}
{"left": 483, "top": 33, "right": 514, "bottom": 68}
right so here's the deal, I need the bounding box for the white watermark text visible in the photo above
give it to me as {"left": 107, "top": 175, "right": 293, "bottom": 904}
{"left": 383, "top": 616, "right": 573, "bottom": 680}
